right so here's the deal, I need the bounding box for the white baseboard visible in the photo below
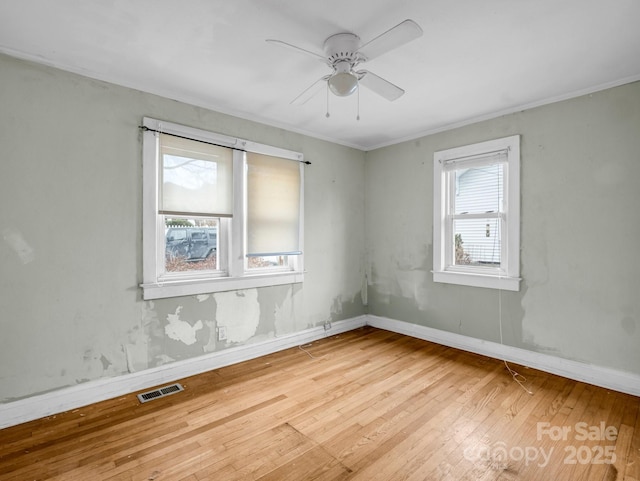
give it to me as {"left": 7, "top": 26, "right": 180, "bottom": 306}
{"left": 0, "top": 316, "right": 367, "bottom": 429}
{"left": 366, "top": 315, "right": 640, "bottom": 397}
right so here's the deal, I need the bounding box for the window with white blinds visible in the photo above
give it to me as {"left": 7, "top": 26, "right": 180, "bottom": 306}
{"left": 246, "top": 152, "right": 301, "bottom": 257}
{"left": 433, "top": 136, "right": 520, "bottom": 291}
{"left": 160, "top": 134, "right": 233, "bottom": 218}
{"left": 141, "top": 117, "right": 305, "bottom": 300}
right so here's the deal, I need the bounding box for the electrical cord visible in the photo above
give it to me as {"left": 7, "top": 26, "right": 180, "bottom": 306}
{"left": 499, "top": 285, "right": 533, "bottom": 395}
{"left": 298, "top": 343, "right": 319, "bottom": 359}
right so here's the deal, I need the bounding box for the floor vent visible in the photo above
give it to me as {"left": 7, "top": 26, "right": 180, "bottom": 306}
{"left": 137, "top": 383, "right": 184, "bottom": 403}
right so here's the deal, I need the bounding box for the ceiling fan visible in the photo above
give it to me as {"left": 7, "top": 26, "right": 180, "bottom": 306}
{"left": 266, "top": 19, "right": 423, "bottom": 106}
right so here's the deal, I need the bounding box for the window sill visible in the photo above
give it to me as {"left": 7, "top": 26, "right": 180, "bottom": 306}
{"left": 141, "top": 271, "right": 304, "bottom": 300}
{"left": 432, "top": 270, "right": 520, "bottom": 291}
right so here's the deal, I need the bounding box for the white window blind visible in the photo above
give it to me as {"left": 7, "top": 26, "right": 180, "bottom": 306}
{"left": 442, "top": 150, "right": 507, "bottom": 171}
{"left": 447, "top": 153, "right": 505, "bottom": 267}
{"left": 453, "top": 163, "right": 504, "bottom": 215}
{"left": 246, "top": 152, "right": 301, "bottom": 256}
{"left": 159, "top": 134, "right": 233, "bottom": 217}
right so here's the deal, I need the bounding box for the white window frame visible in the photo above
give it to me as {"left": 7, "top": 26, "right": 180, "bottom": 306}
{"left": 433, "top": 135, "right": 520, "bottom": 291}
{"left": 141, "top": 117, "right": 304, "bottom": 300}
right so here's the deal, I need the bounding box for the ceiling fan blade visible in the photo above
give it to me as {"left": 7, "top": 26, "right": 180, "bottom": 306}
{"left": 266, "top": 39, "right": 326, "bottom": 62}
{"left": 357, "top": 70, "right": 405, "bottom": 101}
{"left": 358, "top": 19, "right": 423, "bottom": 61}
{"left": 291, "top": 75, "right": 330, "bottom": 105}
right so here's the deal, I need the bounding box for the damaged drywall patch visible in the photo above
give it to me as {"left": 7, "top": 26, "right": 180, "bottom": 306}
{"left": 77, "top": 347, "right": 120, "bottom": 381}
{"left": 368, "top": 264, "right": 391, "bottom": 305}
{"left": 253, "top": 287, "right": 281, "bottom": 337}
{"left": 148, "top": 296, "right": 215, "bottom": 362}
{"left": 394, "top": 269, "right": 429, "bottom": 311}
{"left": 2, "top": 227, "right": 35, "bottom": 264}
{"left": 192, "top": 296, "right": 219, "bottom": 352}
{"left": 215, "top": 289, "right": 260, "bottom": 343}
{"left": 273, "top": 285, "right": 304, "bottom": 335}
{"left": 203, "top": 320, "right": 218, "bottom": 353}
{"left": 153, "top": 354, "right": 176, "bottom": 365}
{"left": 392, "top": 244, "right": 431, "bottom": 311}
{"left": 367, "top": 249, "right": 430, "bottom": 314}
{"left": 521, "top": 276, "right": 640, "bottom": 370}
{"left": 165, "top": 306, "right": 203, "bottom": 346}
{"left": 361, "top": 272, "right": 368, "bottom": 306}
{"left": 122, "top": 301, "right": 159, "bottom": 373}
{"left": 99, "top": 354, "right": 111, "bottom": 370}
{"left": 123, "top": 342, "right": 147, "bottom": 373}
{"left": 329, "top": 292, "right": 364, "bottom": 322}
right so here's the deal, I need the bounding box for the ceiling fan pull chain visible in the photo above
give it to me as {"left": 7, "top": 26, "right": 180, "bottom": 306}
{"left": 357, "top": 86, "right": 361, "bottom": 121}
{"left": 326, "top": 82, "right": 331, "bottom": 118}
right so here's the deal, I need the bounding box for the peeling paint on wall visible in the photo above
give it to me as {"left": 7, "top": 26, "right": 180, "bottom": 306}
{"left": 99, "top": 355, "right": 111, "bottom": 370}
{"left": 252, "top": 287, "right": 282, "bottom": 338}
{"left": 274, "top": 286, "right": 303, "bottom": 335}
{"left": 215, "top": 289, "right": 260, "bottom": 343}
{"left": 361, "top": 273, "right": 368, "bottom": 306}
{"left": 165, "top": 306, "right": 204, "bottom": 346}
{"left": 77, "top": 347, "right": 119, "bottom": 382}
{"left": 122, "top": 302, "right": 158, "bottom": 373}
{"left": 153, "top": 354, "right": 176, "bottom": 365}
{"left": 203, "top": 320, "right": 218, "bottom": 353}
{"left": 329, "top": 292, "right": 364, "bottom": 322}
{"left": 123, "top": 335, "right": 151, "bottom": 373}
{"left": 368, "top": 257, "right": 430, "bottom": 313}
{"left": 521, "top": 279, "right": 639, "bottom": 364}
{"left": 148, "top": 296, "right": 214, "bottom": 361}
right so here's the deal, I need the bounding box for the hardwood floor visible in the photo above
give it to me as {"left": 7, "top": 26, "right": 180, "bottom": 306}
{"left": 0, "top": 327, "right": 638, "bottom": 480}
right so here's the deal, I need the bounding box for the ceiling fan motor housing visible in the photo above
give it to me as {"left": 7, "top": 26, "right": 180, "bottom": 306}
{"left": 324, "top": 33, "right": 363, "bottom": 67}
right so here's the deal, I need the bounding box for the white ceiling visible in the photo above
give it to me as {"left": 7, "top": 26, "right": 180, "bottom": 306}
{"left": 1, "top": 0, "right": 639, "bottom": 150}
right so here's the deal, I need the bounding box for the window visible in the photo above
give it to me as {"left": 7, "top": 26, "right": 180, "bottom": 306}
{"left": 433, "top": 135, "right": 520, "bottom": 291}
{"left": 141, "top": 118, "right": 304, "bottom": 300}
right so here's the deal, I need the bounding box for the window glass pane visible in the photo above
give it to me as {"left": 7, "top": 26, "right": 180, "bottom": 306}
{"left": 454, "top": 164, "right": 503, "bottom": 215}
{"left": 247, "top": 255, "right": 289, "bottom": 270}
{"left": 165, "top": 217, "right": 219, "bottom": 272}
{"left": 246, "top": 153, "right": 301, "bottom": 256}
{"left": 453, "top": 218, "right": 501, "bottom": 266}
{"left": 160, "top": 134, "right": 233, "bottom": 217}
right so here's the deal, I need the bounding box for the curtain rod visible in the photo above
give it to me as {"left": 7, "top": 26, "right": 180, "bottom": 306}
{"left": 139, "top": 126, "right": 311, "bottom": 165}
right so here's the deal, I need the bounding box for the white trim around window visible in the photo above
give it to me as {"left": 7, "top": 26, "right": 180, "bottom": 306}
{"left": 140, "top": 117, "right": 304, "bottom": 300}
{"left": 433, "top": 135, "right": 521, "bottom": 291}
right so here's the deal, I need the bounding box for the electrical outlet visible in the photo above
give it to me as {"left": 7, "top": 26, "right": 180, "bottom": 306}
{"left": 324, "top": 321, "right": 331, "bottom": 331}
{"left": 217, "top": 326, "right": 227, "bottom": 341}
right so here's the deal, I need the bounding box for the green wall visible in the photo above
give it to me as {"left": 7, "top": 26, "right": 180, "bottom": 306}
{"left": 0, "top": 54, "right": 366, "bottom": 402}
{"left": 365, "top": 81, "right": 640, "bottom": 375}
{"left": 1, "top": 50, "right": 639, "bottom": 405}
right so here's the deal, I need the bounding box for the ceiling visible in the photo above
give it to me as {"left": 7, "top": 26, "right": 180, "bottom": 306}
{"left": 1, "top": 0, "right": 639, "bottom": 151}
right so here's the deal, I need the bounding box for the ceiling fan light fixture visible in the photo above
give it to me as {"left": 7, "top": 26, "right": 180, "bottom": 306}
{"left": 328, "top": 72, "right": 358, "bottom": 97}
